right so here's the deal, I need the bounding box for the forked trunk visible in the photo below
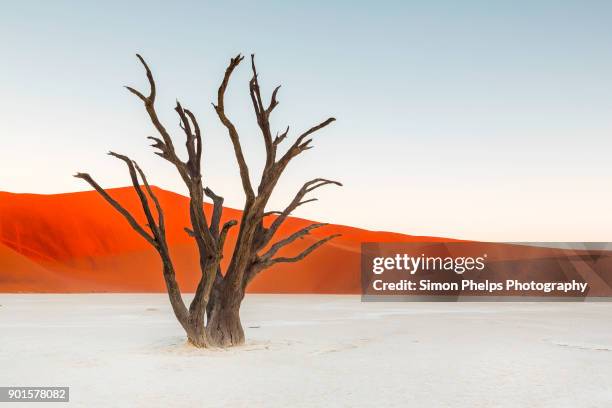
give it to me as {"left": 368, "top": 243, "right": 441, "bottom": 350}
{"left": 184, "top": 302, "right": 244, "bottom": 348}
{"left": 186, "top": 288, "right": 245, "bottom": 348}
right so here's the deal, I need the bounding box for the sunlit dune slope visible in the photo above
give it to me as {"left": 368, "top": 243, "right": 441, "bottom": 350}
{"left": 0, "top": 188, "right": 438, "bottom": 293}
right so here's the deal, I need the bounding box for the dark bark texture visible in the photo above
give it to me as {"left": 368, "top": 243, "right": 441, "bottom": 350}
{"left": 75, "top": 54, "right": 340, "bottom": 347}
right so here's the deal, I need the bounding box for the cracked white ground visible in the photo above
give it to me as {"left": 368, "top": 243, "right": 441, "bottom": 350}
{"left": 1, "top": 294, "right": 611, "bottom": 407}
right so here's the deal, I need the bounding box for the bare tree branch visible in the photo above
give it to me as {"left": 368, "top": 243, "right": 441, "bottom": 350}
{"left": 269, "top": 234, "right": 340, "bottom": 265}
{"left": 126, "top": 54, "right": 183, "bottom": 173}
{"left": 133, "top": 161, "right": 165, "bottom": 237}
{"left": 126, "top": 54, "right": 216, "bottom": 254}
{"left": 249, "top": 54, "right": 278, "bottom": 175}
{"left": 212, "top": 54, "right": 255, "bottom": 201}
{"left": 175, "top": 101, "right": 202, "bottom": 176}
{"left": 107, "top": 152, "right": 161, "bottom": 239}
{"left": 204, "top": 187, "right": 224, "bottom": 237}
{"left": 260, "top": 222, "right": 328, "bottom": 261}
{"left": 75, "top": 150, "right": 191, "bottom": 332}
{"left": 273, "top": 126, "right": 289, "bottom": 147}
{"left": 219, "top": 220, "right": 238, "bottom": 254}
{"left": 125, "top": 54, "right": 156, "bottom": 102}
{"left": 276, "top": 117, "right": 336, "bottom": 170}
{"left": 73, "top": 172, "right": 157, "bottom": 247}
{"left": 250, "top": 117, "right": 335, "bottom": 210}
{"left": 263, "top": 198, "right": 317, "bottom": 217}
{"left": 247, "top": 233, "right": 341, "bottom": 284}
{"left": 184, "top": 108, "right": 202, "bottom": 171}
{"left": 260, "top": 178, "right": 342, "bottom": 249}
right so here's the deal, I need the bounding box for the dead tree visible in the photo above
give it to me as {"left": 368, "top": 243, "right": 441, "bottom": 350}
{"left": 75, "top": 54, "right": 340, "bottom": 347}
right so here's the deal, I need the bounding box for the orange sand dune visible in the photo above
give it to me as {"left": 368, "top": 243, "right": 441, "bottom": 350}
{"left": 0, "top": 187, "right": 438, "bottom": 293}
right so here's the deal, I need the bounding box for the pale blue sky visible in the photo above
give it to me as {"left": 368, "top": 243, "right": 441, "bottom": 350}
{"left": 1, "top": 1, "right": 611, "bottom": 241}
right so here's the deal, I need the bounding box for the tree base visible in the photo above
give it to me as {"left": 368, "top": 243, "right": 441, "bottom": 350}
{"left": 186, "top": 306, "right": 245, "bottom": 348}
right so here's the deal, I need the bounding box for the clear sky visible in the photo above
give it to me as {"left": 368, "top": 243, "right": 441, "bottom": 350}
{"left": 1, "top": 1, "right": 611, "bottom": 241}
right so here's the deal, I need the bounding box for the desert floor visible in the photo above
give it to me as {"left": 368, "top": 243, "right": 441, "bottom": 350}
{"left": 0, "top": 294, "right": 611, "bottom": 407}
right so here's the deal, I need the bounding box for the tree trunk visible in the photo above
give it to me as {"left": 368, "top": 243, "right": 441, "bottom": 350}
{"left": 206, "top": 306, "right": 244, "bottom": 347}
{"left": 205, "top": 294, "right": 245, "bottom": 347}
{"left": 185, "top": 303, "right": 244, "bottom": 348}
